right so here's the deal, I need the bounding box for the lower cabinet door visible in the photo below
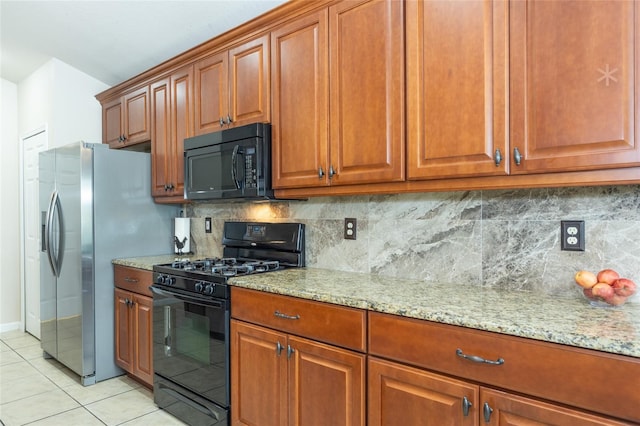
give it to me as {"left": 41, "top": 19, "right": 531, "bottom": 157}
{"left": 114, "top": 288, "right": 133, "bottom": 372}
{"left": 231, "top": 320, "right": 288, "bottom": 426}
{"left": 368, "top": 357, "right": 478, "bottom": 426}
{"left": 133, "top": 294, "right": 153, "bottom": 387}
{"left": 480, "top": 388, "right": 630, "bottom": 426}
{"left": 288, "top": 335, "right": 365, "bottom": 426}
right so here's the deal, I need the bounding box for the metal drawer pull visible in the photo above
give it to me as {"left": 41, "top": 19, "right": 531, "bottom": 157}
{"left": 456, "top": 348, "right": 504, "bottom": 365}
{"left": 462, "top": 396, "right": 472, "bottom": 416}
{"left": 124, "top": 277, "right": 139, "bottom": 283}
{"left": 274, "top": 310, "right": 300, "bottom": 320}
{"left": 276, "top": 341, "right": 284, "bottom": 356}
{"left": 513, "top": 147, "right": 522, "bottom": 166}
{"left": 483, "top": 402, "right": 493, "bottom": 423}
{"left": 287, "top": 345, "right": 295, "bottom": 359}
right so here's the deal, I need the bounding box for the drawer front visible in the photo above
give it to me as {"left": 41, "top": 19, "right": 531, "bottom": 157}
{"left": 114, "top": 265, "right": 153, "bottom": 297}
{"left": 231, "top": 287, "right": 366, "bottom": 352}
{"left": 369, "top": 311, "right": 640, "bottom": 424}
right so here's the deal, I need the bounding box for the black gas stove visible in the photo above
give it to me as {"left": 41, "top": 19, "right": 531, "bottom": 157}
{"left": 150, "top": 221, "right": 305, "bottom": 426}
{"left": 152, "top": 221, "right": 305, "bottom": 299}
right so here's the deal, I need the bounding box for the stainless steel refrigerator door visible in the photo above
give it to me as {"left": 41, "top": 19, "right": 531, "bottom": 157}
{"left": 39, "top": 149, "right": 57, "bottom": 358}
{"left": 54, "top": 143, "right": 95, "bottom": 378}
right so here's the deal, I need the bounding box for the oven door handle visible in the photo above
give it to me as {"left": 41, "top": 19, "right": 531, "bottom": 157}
{"left": 150, "top": 285, "right": 225, "bottom": 309}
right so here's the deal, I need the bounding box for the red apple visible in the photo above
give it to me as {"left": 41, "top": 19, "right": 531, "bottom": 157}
{"left": 592, "top": 282, "right": 615, "bottom": 299}
{"left": 596, "top": 269, "right": 620, "bottom": 285}
{"left": 611, "top": 278, "right": 637, "bottom": 297}
{"left": 574, "top": 270, "right": 598, "bottom": 289}
{"left": 604, "top": 294, "right": 628, "bottom": 306}
{"left": 583, "top": 288, "right": 598, "bottom": 300}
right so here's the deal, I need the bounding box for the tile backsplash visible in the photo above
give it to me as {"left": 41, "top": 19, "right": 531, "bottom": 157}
{"left": 187, "top": 185, "right": 640, "bottom": 300}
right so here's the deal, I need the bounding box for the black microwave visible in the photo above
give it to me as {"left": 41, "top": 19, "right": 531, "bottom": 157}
{"left": 183, "top": 123, "right": 274, "bottom": 201}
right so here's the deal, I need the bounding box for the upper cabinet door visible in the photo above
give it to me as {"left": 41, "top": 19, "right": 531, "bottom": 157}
{"left": 407, "top": 0, "right": 508, "bottom": 180}
{"left": 122, "top": 86, "right": 151, "bottom": 144}
{"left": 170, "top": 65, "right": 194, "bottom": 197}
{"left": 194, "top": 52, "right": 228, "bottom": 136}
{"left": 328, "top": 0, "right": 405, "bottom": 185}
{"left": 229, "top": 34, "right": 270, "bottom": 127}
{"left": 103, "top": 98, "right": 122, "bottom": 146}
{"left": 271, "top": 10, "right": 330, "bottom": 189}
{"left": 510, "top": 0, "right": 639, "bottom": 174}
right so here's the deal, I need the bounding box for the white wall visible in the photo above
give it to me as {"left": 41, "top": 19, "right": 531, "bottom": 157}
{"left": 0, "top": 79, "right": 21, "bottom": 331}
{"left": 19, "top": 58, "right": 107, "bottom": 147}
{"left": 0, "top": 59, "right": 108, "bottom": 332}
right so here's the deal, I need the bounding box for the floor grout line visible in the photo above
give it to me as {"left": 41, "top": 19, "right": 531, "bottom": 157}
{"left": 0, "top": 331, "right": 185, "bottom": 426}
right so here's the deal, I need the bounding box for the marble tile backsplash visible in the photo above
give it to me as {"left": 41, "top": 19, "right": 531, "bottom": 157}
{"left": 186, "top": 185, "right": 640, "bottom": 300}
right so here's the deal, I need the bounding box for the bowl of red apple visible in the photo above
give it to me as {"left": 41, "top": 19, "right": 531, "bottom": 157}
{"left": 574, "top": 268, "right": 636, "bottom": 307}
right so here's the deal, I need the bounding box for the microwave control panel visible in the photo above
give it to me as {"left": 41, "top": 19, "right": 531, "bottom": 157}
{"left": 244, "top": 147, "right": 257, "bottom": 188}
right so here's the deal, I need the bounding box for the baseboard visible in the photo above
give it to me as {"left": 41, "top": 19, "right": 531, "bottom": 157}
{"left": 0, "top": 322, "right": 23, "bottom": 334}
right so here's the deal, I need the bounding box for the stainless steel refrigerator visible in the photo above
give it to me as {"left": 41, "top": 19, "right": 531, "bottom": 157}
{"left": 39, "top": 142, "right": 178, "bottom": 385}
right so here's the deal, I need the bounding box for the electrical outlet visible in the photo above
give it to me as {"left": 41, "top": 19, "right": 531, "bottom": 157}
{"left": 561, "top": 220, "right": 585, "bottom": 251}
{"left": 205, "top": 217, "right": 212, "bottom": 233}
{"left": 344, "top": 218, "right": 357, "bottom": 240}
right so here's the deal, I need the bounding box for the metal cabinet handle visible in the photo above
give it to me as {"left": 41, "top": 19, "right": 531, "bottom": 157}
{"left": 219, "top": 117, "right": 225, "bottom": 127}
{"left": 483, "top": 402, "right": 493, "bottom": 423}
{"left": 225, "top": 115, "right": 233, "bottom": 125}
{"left": 124, "top": 277, "right": 139, "bottom": 283}
{"left": 328, "top": 165, "right": 336, "bottom": 178}
{"left": 456, "top": 348, "right": 504, "bottom": 365}
{"left": 276, "top": 341, "right": 284, "bottom": 356}
{"left": 274, "top": 310, "right": 300, "bottom": 320}
{"left": 462, "top": 396, "right": 473, "bottom": 417}
{"left": 287, "top": 345, "right": 295, "bottom": 359}
{"left": 513, "top": 147, "right": 522, "bottom": 166}
{"left": 318, "top": 167, "right": 325, "bottom": 179}
{"left": 494, "top": 148, "right": 502, "bottom": 167}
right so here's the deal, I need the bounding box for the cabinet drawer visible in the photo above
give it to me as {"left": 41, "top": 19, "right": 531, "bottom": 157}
{"left": 231, "top": 287, "right": 366, "bottom": 352}
{"left": 114, "top": 265, "right": 153, "bottom": 297}
{"left": 369, "top": 312, "right": 640, "bottom": 423}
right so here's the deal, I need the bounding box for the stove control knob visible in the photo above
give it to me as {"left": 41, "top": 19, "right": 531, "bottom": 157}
{"left": 195, "top": 282, "right": 204, "bottom": 293}
{"left": 204, "top": 284, "right": 215, "bottom": 295}
{"left": 157, "top": 275, "right": 166, "bottom": 284}
{"left": 166, "top": 277, "right": 175, "bottom": 286}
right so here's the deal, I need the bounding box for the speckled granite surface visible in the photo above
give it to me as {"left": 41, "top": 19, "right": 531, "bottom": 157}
{"left": 113, "top": 257, "right": 639, "bottom": 359}
{"left": 228, "top": 268, "right": 640, "bottom": 359}
{"left": 113, "top": 255, "right": 189, "bottom": 270}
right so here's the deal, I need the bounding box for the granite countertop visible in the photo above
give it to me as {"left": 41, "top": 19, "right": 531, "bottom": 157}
{"left": 113, "top": 256, "right": 640, "bottom": 359}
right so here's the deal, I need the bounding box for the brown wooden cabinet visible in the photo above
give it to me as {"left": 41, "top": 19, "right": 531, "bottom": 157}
{"left": 114, "top": 266, "right": 154, "bottom": 387}
{"left": 103, "top": 86, "right": 151, "bottom": 148}
{"left": 509, "top": 0, "right": 640, "bottom": 174}
{"left": 369, "top": 357, "right": 478, "bottom": 426}
{"left": 406, "top": 0, "right": 508, "bottom": 180}
{"left": 369, "top": 357, "right": 629, "bottom": 426}
{"left": 272, "top": 0, "right": 404, "bottom": 189}
{"left": 150, "top": 65, "right": 193, "bottom": 201}
{"left": 481, "top": 388, "right": 630, "bottom": 426}
{"left": 368, "top": 311, "right": 639, "bottom": 425}
{"left": 408, "top": 0, "right": 639, "bottom": 181}
{"left": 231, "top": 287, "right": 366, "bottom": 426}
{"left": 194, "top": 33, "right": 270, "bottom": 135}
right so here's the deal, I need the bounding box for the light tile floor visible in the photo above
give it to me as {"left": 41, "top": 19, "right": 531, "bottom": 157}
{"left": 0, "top": 330, "right": 187, "bottom": 426}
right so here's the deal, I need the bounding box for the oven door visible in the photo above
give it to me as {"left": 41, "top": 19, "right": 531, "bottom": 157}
{"left": 150, "top": 285, "right": 230, "bottom": 412}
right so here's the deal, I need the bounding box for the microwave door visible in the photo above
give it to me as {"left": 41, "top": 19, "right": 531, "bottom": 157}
{"left": 186, "top": 145, "right": 243, "bottom": 199}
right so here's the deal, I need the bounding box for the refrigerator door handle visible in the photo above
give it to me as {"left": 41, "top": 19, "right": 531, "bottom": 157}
{"left": 45, "top": 191, "right": 64, "bottom": 278}
{"left": 44, "top": 191, "right": 57, "bottom": 276}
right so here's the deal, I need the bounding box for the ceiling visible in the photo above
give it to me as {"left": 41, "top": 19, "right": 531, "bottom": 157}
{"left": 0, "top": 0, "right": 287, "bottom": 86}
